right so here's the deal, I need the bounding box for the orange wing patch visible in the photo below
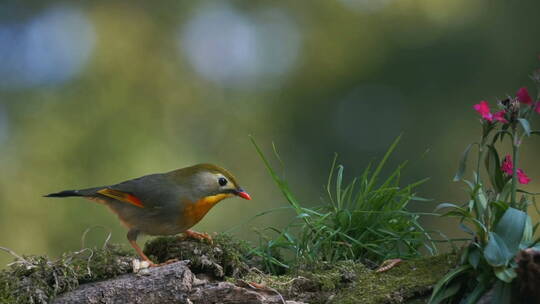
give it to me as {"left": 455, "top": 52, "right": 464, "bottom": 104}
{"left": 97, "top": 188, "right": 144, "bottom": 208}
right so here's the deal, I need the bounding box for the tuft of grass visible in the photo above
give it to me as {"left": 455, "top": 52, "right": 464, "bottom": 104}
{"left": 249, "top": 135, "right": 438, "bottom": 273}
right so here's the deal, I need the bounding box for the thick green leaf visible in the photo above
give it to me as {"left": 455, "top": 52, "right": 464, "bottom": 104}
{"left": 518, "top": 118, "right": 531, "bottom": 136}
{"left": 521, "top": 216, "right": 533, "bottom": 248}
{"left": 429, "top": 281, "right": 462, "bottom": 304}
{"left": 494, "top": 266, "right": 517, "bottom": 283}
{"left": 484, "top": 232, "right": 512, "bottom": 267}
{"left": 463, "top": 280, "right": 487, "bottom": 304}
{"left": 429, "top": 265, "right": 470, "bottom": 304}
{"left": 454, "top": 143, "right": 476, "bottom": 181}
{"left": 495, "top": 207, "right": 527, "bottom": 255}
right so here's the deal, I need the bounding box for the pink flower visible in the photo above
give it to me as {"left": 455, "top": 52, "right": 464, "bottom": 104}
{"left": 473, "top": 101, "right": 493, "bottom": 121}
{"left": 501, "top": 155, "right": 513, "bottom": 175}
{"left": 517, "top": 87, "right": 533, "bottom": 105}
{"left": 501, "top": 154, "right": 532, "bottom": 184}
{"left": 493, "top": 110, "right": 509, "bottom": 123}
{"left": 517, "top": 169, "right": 531, "bottom": 185}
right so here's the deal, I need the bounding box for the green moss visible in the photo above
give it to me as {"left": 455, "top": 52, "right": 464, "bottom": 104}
{"left": 71, "top": 244, "right": 134, "bottom": 283}
{"left": 242, "top": 254, "right": 457, "bottom": 304}
{"left": 334, "top": 254, "right": 457, "bottom": 304}
{"left": 144, "top": 233, "right": 250, "bottom": 278}
{"left": 0, "top": 234, "right": 456, "bottom": 304}
{"left": 0, "top": 244, "right": 135, "bottom": 303}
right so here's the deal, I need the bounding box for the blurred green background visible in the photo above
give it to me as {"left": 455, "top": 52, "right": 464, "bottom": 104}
{"left": 1, "top": 0, "right": 539, "bottom": 266}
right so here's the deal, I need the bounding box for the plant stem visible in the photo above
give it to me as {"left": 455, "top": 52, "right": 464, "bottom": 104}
{"left": 511, "top": 139, "right": 519, "bottom": 208}
{"left": 476, "top": 136, "right": 487, "bottom": 185}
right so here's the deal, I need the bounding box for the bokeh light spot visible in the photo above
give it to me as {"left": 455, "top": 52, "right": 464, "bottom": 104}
{"left": 0, "top": 4, "right": 96, "bottom": 89}
{"left": 179, "top": 3, "right": 301, "bottom": 89}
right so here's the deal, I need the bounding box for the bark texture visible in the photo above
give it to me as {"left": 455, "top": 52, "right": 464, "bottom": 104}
{"left": 53, "top": 261, "right": 302, "bottom": 304}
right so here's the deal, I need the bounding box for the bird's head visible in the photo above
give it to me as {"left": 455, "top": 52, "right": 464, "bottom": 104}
{"left": 173, "top": 163, "right": 251, "bottom": 201}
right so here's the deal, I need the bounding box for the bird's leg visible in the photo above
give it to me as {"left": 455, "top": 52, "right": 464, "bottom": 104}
{"left": 129, "top": 240, "right": 157, "bottom": 267}
{"left": 183, "top": 229, "right": 213, "bottom": 243}
{"left": 127, "top": 229, "right": 156, "bottom": 267}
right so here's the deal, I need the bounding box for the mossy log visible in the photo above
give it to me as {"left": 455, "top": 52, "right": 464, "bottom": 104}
{"left": 53, "top": 260, "right": 299, "bottom": 304}
{"left": 0, "top": 235, "right": 457, "bottom": 304}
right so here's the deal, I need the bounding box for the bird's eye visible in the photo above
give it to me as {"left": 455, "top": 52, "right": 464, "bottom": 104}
{"left": 218, "top": 177, "right": 228, "bottom": 186}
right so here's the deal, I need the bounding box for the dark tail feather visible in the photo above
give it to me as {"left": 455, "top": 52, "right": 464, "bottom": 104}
{"left": 44, "top": 190, "right": 82, "bottom": 198}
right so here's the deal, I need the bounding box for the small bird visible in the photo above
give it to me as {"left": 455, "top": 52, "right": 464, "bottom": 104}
{"left": 45, "top": 164, "right": 251, "bottom": 266}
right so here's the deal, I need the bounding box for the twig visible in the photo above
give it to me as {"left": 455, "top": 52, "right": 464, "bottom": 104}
{"left": 80, "top": 225, "right": 112, "bottom": 249}
{"left": 0, "top": 246, "right": 30, "bottom": 264}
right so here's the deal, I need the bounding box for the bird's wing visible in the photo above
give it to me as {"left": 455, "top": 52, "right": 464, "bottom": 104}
{"left": 97, "top": 188, "right": 144, "bottom": 208}
{"left": 101, "top": 173, "right": 182, "bottom": 209}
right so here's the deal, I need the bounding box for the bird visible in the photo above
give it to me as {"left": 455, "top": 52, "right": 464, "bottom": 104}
{"left": 45, "top": 163, "right": 251, "bottom": 266}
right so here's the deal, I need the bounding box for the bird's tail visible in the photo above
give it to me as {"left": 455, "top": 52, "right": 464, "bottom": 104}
{"left": 44, "top": 187, "right": 104, "bottom": 198}
{"left": 44, "top": 190, "right": 82, "bottom": 198}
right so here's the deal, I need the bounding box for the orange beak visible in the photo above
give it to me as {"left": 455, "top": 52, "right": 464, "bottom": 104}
{"left": 235, "top": 189, "right": 252, "bottom": 200}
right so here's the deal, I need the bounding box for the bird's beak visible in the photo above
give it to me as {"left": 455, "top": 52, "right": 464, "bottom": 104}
{"left": 235, "top": 188, "right": 252, "bottom": 200}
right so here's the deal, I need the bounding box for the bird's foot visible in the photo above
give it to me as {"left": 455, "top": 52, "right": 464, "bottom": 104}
{"left": 183, "top": 230, "right": 213, "bottom": 244}
{"left": 375, "top": 258, "right": 402, "bottom": 273}
{"left": 133, "top": 258, "right": 156, "bottom": 273}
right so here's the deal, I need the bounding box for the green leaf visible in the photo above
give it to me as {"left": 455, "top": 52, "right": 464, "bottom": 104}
{"left": 476, "top": 188, "right": 488, "bottom": 216}
{"left": 517, "top": 189, "right": 540, "bottom": 196}
{"left": 518, "top": 118, "right": 531, "bottom": 136}
{"left": 495, "top": 207, "right": 527, "bottom": 255}
{"left": 336, "top": 210, "right": 351, "bottom": 229}
{"left": 494, "top": 266, "right": 517, "bottom": 283}
{"left": 463, "top": 280, "right": 487, "bottom": 304}
{"left": 454, "top": 143, "right": 476, "bottom": 181}
{"left": 521, "top": 216, "right": 533, "bottom": 248}
{"left": 336, "top": 165, "right": 344, "bottom": 208}
{"left": 459, "top": 223, "right": 475, "bottom": 236}
{"left": 492, "top": 280, "right": 512, "bottom": 304}
{"left": 429, "top": 265, "right": 470, "bottom": 304}
{"left": 250, "top": 136, "right": 302, "bottom": 212}
{"left": 484, "top": 232, "right": 512, "bottom": 267}
{"left": 498, "top": 180, "right": 513, "bottom": 202}
{"left": 467, "top": 246, "right": 481, "bottom": 269}
{"left": 366, "top": 134, "right": 402, "bottom": 192}
{"left": 410, "top": 196, "right": 433, "bottom": 202}
{"left": 485, "top": 145, "right": 505, "bottom": 192}
{"left": 429, "top": 281, "right": 462, "bottom": 304}
{"left": 434, "top": 202, "right": 462, "bottom": 212}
